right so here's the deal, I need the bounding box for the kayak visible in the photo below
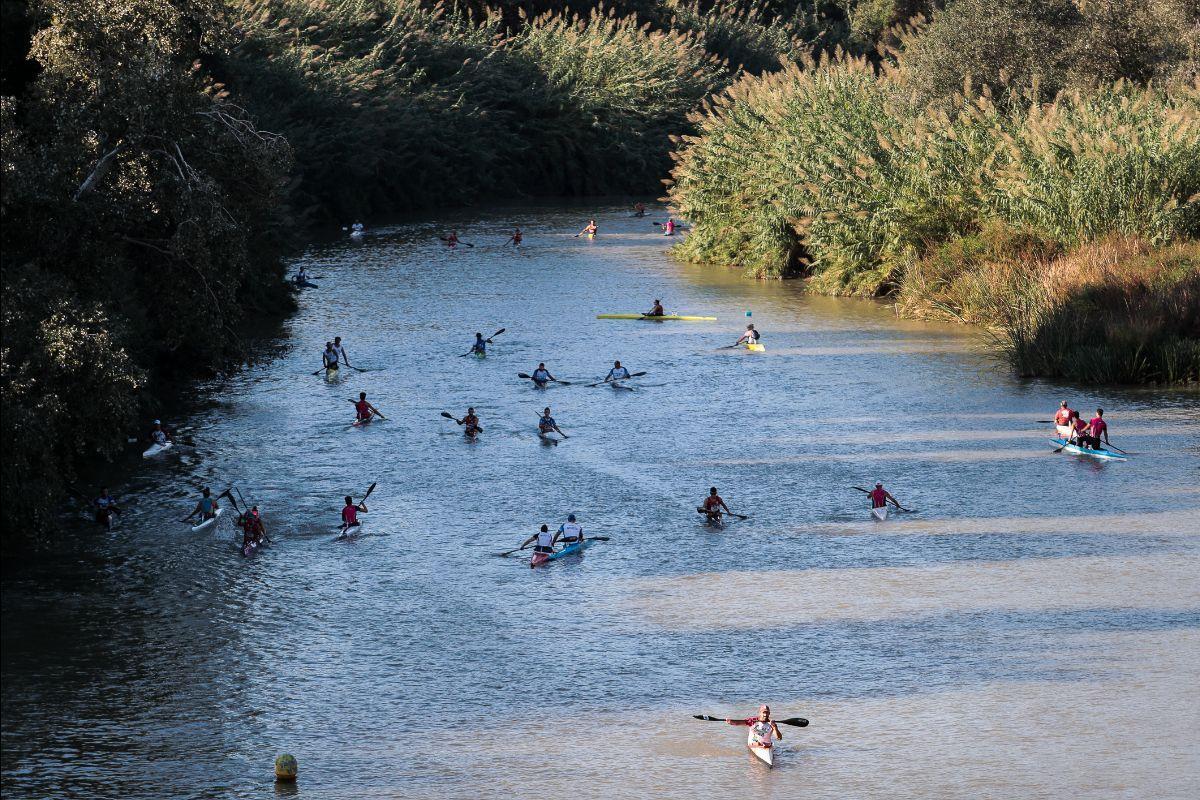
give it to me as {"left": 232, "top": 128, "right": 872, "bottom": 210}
{"left": 745, "top": 342, "right": 766, "bottom": 352}
{"left": 352, "top": 417, "right": 373, "bottom": 427}
{"left": 474, "top": 350, "right": 486, "bottom": 359}
{"left": 531, "top": 538, "right": 593, "bottom": 568}
{"left": 597, "top": 314, "right": 717, "bottom": 321}
{"left": 1050, "top": 438, "right": 1127, "bottom": 460}
{"left": 190, "top": 507, "right": 224, "bottom": 533}
{"left": 292, "top": 280, "right": 319, "bottom": 288}
{"left": 324, "top": 366, "right": 340, "bottom": 381}
{"left": 538, "top": 430, "right": 560, "bottom": 445}
{"left": 610, "top": 381, "right": 633, "bottom": 391}
{"left": 1055, "top": 424, "right": 1073, "bottom": 438}
{"left": 335, "top": 521, "right": 364, "bottom": 541}
{"left": 871, "top": 506, "right": 888, "bottom": 521}
{"left": 747, "top": 732, "right": 774, "bottom": 768}
{"left": 242, "top": 539, "right": 261, "bottom": 557}
{"left": 143, "top": 441, "right": 173, "bottom": 458}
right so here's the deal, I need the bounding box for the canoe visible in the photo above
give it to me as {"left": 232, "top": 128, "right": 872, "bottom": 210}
{"left": 143, "top": 441, "right": 173, "bottom": 458}
{"left": 871, "top": 506, "right": 888, "bottom": 521}
{"left": 530, "top": 538, "right": 594, "bottom": 568}
{"left": 1050, "top": 438, "right": 1127, "bottom": 461}
{"left": 597, "top": 314, "right": 717, "bottom": 321}
{"left": 745, "top": 342, "right": 766, "bottom": 352}
{"left": 191, "top": 507, "right": 224, "bottom": 533}
{"left": 747, "top": 731, "right": 774, "bottom": 768}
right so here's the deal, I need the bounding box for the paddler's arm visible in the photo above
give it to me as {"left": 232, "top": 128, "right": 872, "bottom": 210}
{"left": 520, "top": 533, "right": 537, "bottom": 548}
{"left": 773, "top": 722, "right": 782, "bottom": 740}
{"left": 357, "top": 502, "right": 368, "bottom": 513}
{"left": 887, "top": 492, "right": 901, "bottom": 508}
{"left": 341, "top": 348, "right": 351, "bottom": 366}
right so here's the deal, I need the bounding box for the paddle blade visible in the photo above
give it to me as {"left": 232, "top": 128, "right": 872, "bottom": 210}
{"left": 361, "top": 482, "right": 377, "bottom": 503}
{"left": 517, "top": 373, "right": 531, "bottom": 379}
{"left": 778, "top": 717, "right": 809, "bottom": 727}
{"left": 693, "top": 715, "right": 726, "bottom": 722}
{"left": 440, "top": 411, "right": 454, "bottom": 419}
{"left": 491, "top": 328, "right": 505, "bottom": 338}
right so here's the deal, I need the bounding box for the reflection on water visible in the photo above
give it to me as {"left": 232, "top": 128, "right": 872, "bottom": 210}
{"left": 2, "top": 204, "right": 1198, "bottom": 799}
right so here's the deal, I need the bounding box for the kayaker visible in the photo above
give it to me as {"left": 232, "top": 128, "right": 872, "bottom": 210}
{"left": 94, "top": 487, "right": 121, "bottom": 528}
{"left": 1087, "top": 408, "right": 1111, "bottom": 448}
{"left": 294, "top": 266, "right": 310, "bottom": 285}
{"left": 322, "top": 341, "right": 339, "bottom": 371}
{"left": 443, "top": 230, "right": 460, "bottom": 248}
{"left": 340, "top": 494, "right": 367, "bottom": 534}
{"left": 471, "top": 333, "right": 487, "bottom": 356}
{"left": 240, "top": 506, "right": 267, "bottom": 549}
{"left": 150, "top": 420, "right": 173, "bottom": 447}
{"left": 726, "top": 705, "right": 783, "bottom": 749}
{"left": 351, "top": 222, "right": 365, "bottom": 234}
{"left": 870, "top": 482, "right": 900, "bottom": 511}
{"left": 604, "top": 360, "right": 631, "bottom": 384}
{"left": 645, "top": 299, "right": 665, "bottom": 317}
{"left": 633, "top": 202, "right": 646, "bottom": 217}
{"left": 531, "top": 363, "right": 556, "bottom": 388}
{"left": 333, "top": 336, "right": 352, "bottom": 368}
{"left": 699, "top": 487, "right": 730, "bottom": 523}
{"left": 557, "top": 514, "right": 583, "bottom": 545}
{"left": 184, "top": 487, "right": 219, "bottom": 524}
{"left": 1067, "top": 410, "right": 1091, "bottom": 447}
{"left": 576, "top": 220, "right": 598, "bottom": 239}
{"left": 353, "top": 392, "right": 383, "bottom": 424}
{"left": 460, "top": 407, "right": 481, "bottom": 437}
{"left": 663, "top": 218, "right": 677, "bottom": 236}
{"left": 520, "top": 524, "right": 557, "bottom": 557}
{"left": 507, "top": 227, "right": 523, "bottom": 247}
{"left": 735, "top": 324, "right": 760, "bottom": 347}
{"left": 539, "top": 407, "right": 566, "bottom": 438}
{"left": 1053, "top": 400, "right": 1073, "bottom": 428}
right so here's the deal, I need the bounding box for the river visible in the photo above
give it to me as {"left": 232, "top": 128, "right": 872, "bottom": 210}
{"left": 3, "top": 204, "right": 1198, "bottom": 799}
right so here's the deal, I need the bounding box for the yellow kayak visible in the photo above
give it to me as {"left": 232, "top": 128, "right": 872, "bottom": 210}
{"left": 597, "top": 314, "right": 717, "bottom": 321}
{"left": 746, "top": 342, "right": 766, "bottom": 352}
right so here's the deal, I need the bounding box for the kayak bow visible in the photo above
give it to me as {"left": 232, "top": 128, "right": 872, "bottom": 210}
{"left": 530, "top": 538, "right": 594, "bottom": 568}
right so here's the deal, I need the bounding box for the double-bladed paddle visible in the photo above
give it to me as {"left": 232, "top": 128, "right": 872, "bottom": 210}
{"left": 335, "top": 482, "right": 376, "bottom": 538}
{"left": 586, "top": 371, "right": 647, "bottom": 388}
{"left": 693, "top": 714, "right": 809, "bottom": 727}
{"left": 518, "top": 372, "right": 571, "bottom": 386}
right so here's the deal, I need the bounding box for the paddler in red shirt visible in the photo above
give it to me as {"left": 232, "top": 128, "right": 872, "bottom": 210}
{"left": 870, "top": 482, "right": 899, "bottom": 510}
{"left": 340, "top": 495, "right": 367, "bottom": 534}
{"left": 1067, "top": 410, "right": 1091, "bottom": 446}
{"left": 1053, "top": 400, "right": 1073, "bottom": 428}
{"left": 1085, "top": 408, "right": 1110, "bottom": 448}
{"left": 699, "top": 487, "right": 731, "bottom": 524}
{"left": 353, "top": 392, "right": 383, "bottom": 424}
{"left": 727, "top": 705, "right": 783, "bottom": 748}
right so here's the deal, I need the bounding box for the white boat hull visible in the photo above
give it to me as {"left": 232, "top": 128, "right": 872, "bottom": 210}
{"left": 747, "top": 731, "right": 774, "bottom": 768}
{"left": 871, "top": 505, "right": 888, "bottom": 521}
{"left": 190, "top": 507, "right": 224, "bottom": 532}
{"left": 143, "top": 441, "right": 173, "bottom": 458}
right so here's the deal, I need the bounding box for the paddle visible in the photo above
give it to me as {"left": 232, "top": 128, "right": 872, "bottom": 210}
{"left": 347, "top": 398, "right": 386, "bottom": 420}
{"left": 440, "top": 411, "right": 483, "bottom": 432}
{"left": 440, "top": 236, "right": 474, "bottom": 248}
{"left": 695, "top": 507, "right": 750, "bottom": 521}
{"left": 1103, "top": 442, "right": 1128, "bottom": 454}
{"left": 693, "top": 715, "right": 809, "bottom": 727}
{"left": 232, "top": 487, "right": 272, "bottom": 543}
{"left": 586, "top": 371, "right": 647, "bottom": 388}
{"left": 518, "top": 372, "right": 572, "bottom": 386}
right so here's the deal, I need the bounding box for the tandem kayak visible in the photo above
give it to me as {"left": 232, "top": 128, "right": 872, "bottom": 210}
{"left": 143, "top": 441, "right": 173, "bottom": 459}
{"left": 1050, "top": 438, "right": 1127, "bottom": 460}
{"left": 747, "top": 732, "right": 774, "bottom": 768}
{"left": 530, "top": 538, "right": 594, "bottom": 568}
{"left": 190, "top": 507, "right": 224, "bottom": 533}
{"left": 871, "top": 506, "right": 888, "bottom": 521}
{"left": 597, "top": 314, "right": 717, "bottom": 321}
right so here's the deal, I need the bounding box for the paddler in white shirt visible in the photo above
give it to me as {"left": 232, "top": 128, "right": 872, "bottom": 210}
{"left": 726, "top": 704, "right": 783, "bottom": 749}
{"left": 557, "top": 514, "right": 583, "bottom": 544}
{"left": 521, "top": 524, "right": 556, "bottom": 557}
{"left": 603, "top": 360, "right": 631, "bottom": 385}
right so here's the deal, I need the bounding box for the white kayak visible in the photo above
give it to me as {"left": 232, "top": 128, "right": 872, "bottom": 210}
{"left": 747, "top": 731, "right": 774, "bottom": 768}
{"left": 190, "top": 507, "right": 224, "bottom": 532}
{"left": 335, "top": 521, "right": 364, "bottom": 541}
{"left": 871, "top": 506, "right": 889, "bottom": 521}
{"left": 143, "top": 441, "right": 173, "bottom": 458}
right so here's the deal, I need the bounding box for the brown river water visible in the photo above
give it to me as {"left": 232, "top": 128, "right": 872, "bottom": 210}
{"left": 2, "top": 204, "right": 1198, "bottom": 799}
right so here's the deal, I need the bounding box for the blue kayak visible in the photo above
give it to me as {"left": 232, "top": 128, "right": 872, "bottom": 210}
{"left": 1050, "top": 438, "right": 1127, "bottom": 461}
{"left": 293, "top": 280, "right": 319, "bottom": 289}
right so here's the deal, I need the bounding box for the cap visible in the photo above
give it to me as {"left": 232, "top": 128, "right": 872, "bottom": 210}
{"left": 154, "top": 419, "right": 161, "bottom": 425}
